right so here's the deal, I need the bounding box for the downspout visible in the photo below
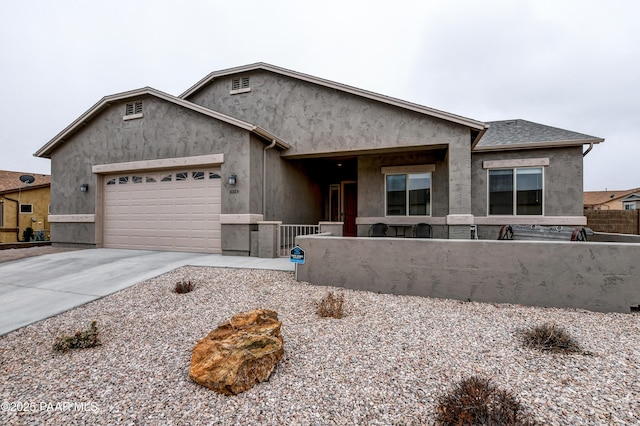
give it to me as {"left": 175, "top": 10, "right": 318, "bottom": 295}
{"left": 3, "top": 197, "right": 20, "bottom": 241}
{"left": 583, "top": 142, "right": 594, "bottom": 157}
{"left": 263, "top": 139, "right": 277, "bottom": 218}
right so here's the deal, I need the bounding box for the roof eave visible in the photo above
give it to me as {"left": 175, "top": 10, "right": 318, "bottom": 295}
{"left": 180, "top": 62, "right": 487, "bottom": 130}
{"left": 473, "top": 138, "right": 605, "bottom": 152}
{"left": 34, "top": 86, "right": 290, "bottom": 158}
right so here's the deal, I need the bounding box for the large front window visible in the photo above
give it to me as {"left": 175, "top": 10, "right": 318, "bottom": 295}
{"left": 489, "top": 167, "right": 543, "bottom": 215}
{"left": 386, "top": 172, "right": 431, "bottom": 216}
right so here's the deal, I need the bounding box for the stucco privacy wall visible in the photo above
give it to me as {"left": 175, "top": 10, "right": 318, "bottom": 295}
{"left": 50, "top": 95, "right": 252, "bottom": 247}
{"left": 295, "top": 235, "right": 640, "bottom": 313}
{"left": 185, "top": 70, "right": 473, "bottom": 157}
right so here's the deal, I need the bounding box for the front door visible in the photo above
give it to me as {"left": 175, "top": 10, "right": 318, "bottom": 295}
{"left": 342, "top": 181, "right": 357, "bottom": 237}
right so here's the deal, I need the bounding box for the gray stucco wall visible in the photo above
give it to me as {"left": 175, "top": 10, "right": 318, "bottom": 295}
{"left": 50, "top": 95, "right": 255, "bottom": 246}
{"left": 186, "top": 70, "right": 472, "bottom": 157}
{"left": 471, "top": 146, "right": 584, "bottom": 217}
{"left": 296, "top": 235, "right": 640, "bottom": 313}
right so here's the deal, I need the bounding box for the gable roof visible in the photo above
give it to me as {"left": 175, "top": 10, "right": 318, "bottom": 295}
{"left": 0, "top": 170, "right": 50, "bottom": 193}
{"left": 621, "top": 193, "right": 640, "bottom": 203}
{"left": 475, "top": 119, "right": 604, "bottom": 151}
{"left": 584, "top": 187, "right": 640, "bottom": 207}
{"left": 34, "top": 87, "right": 290, "bottom": 158}
{"left": 180, "top": 62, "right": 488, "bottom": 133}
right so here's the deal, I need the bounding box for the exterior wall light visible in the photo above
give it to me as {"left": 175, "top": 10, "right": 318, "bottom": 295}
{"left": 80, "top": 184, "right": 89, "bottom": 192}
{"left": 227, "top": 174, "right": 237, "bottom": 186}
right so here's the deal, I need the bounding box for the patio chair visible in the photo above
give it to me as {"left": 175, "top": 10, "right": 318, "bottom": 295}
{"left": 368, "top": 223, "right": 388, "bottom": 237}
{"left": 413, "top": 223, "right": 432, "bottom": 238}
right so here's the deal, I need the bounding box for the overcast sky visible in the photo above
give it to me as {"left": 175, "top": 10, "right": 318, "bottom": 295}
{"left": 1, "top": 0, "right": 637, "bottom": 191}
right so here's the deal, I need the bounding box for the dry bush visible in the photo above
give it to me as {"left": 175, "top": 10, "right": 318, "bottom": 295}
{"left": 521, "top": 323, "right": 583, "bottom": 354}
{"left": 435, "top": 376, "right": 537, "bottom": 425}
{"left": 53, "top": 321, "right": 101, "bottom": 352}
{"left": 174, "top": 280, "right": 195, "bottom": 294}
{"left": 316, "top": 291, "right": 344, "bottom": 318}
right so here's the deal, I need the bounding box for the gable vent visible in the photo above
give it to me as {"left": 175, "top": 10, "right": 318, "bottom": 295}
{"left": 124, "top": 101, "right": 143, "bottom": 120}
{"left": 230, "top": 77, "right": 251, "bottom": 94}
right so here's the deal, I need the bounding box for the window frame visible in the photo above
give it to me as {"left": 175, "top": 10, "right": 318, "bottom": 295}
{"left": 487, "top": 166, "right": 545, "bottom": 216}
{"left": 20, "top": 203, "right": 34, "bottom": 214}
{"left": 381, "top": 165, "right": 434, "bottom": 217}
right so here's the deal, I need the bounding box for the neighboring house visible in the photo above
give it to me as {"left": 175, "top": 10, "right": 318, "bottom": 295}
{"left": 620, "top": 193, "right": 640, "bottom": 210}
{"left": 0, "top": 170, "right": 51, "bottom": 243}
{"left": 35, "top": 63, "right": 604, "bottom": 255}
{"left": 584, "top": 188, "right": 640, "bottom": 210}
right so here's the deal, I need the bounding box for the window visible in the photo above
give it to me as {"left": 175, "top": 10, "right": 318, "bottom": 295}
{"left": 145, "top": 176, "right": 156, "bottom": 183}
{"left": 192, "top": 171, "right": 205, "bottom": 180}
{"left": 132, "top": 175, "right": 143, "bottom": 184}
{"left": 489, "top": 167, "right": 543, "bottom": 215}
{"left": 175, "top": 172, "right": 188, "bottom": 181}
{"left": 20, "top": 204, "right": 33, "bottom": 214}
{"left": 230, "top": 76, "right": 251, "bottom": 94}
{"left": 385, "top": 172, "right": 431, "bottom": 216}
{"left": 118, "top": 176, "right": 129, "bottom": 184}
{"left": 161, "top": 174, "right": 172, "bottom": 182}
{"left": 624, "top": 202, "right": 635, "bottom": 211}
{"left": 209, "top": 172, "right": 221, "bottom": 179}
{"left": 106, "top": 178, "right": 116, "bottom": 185}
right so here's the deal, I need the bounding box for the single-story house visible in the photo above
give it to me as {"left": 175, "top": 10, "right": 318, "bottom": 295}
{"left": 35, "top": 63, "right": 604, "bottom": 255}
{"left": 0, "top": 170, "right": 51, "bottom": 243}
{"left": 584, "top": 188, "right": 640, "bottom": 210}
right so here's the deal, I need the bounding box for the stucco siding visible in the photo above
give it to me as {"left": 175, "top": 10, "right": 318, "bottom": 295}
{"left": 186, "top": 70, "right": 471, "bottom": 157}
{"left": 471, "top": 146, "right": 584, "bottom": 217}
{"left": 49, "top": 95, "right": 256, "bottom": 246}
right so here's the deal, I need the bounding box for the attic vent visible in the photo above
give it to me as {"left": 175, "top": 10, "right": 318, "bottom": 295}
{"left": 124, "top": 101, "right": 143, "bottom": 120}
{"left": 230, "top": 77, "right": 251, "bottom": 94}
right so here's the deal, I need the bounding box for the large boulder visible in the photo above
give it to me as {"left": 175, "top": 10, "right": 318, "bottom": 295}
{"left": 188, "top": 309, "right": 284, "bottom": 395}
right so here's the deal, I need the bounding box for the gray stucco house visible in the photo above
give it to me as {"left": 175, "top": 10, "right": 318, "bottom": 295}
{"left": 35, "top": 63, "right": 604, "bottom": 255}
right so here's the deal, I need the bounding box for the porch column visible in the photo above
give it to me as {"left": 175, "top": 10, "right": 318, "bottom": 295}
{"left": 447, "top": 139, "right": 473, "bottom": 239}
{"left": 258, "top": 221, "right": 281, "bottom": 258}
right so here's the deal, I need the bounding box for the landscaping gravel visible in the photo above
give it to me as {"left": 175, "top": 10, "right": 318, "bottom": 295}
{"left": 1, "top": 266, "right": 638, "bottom": 425}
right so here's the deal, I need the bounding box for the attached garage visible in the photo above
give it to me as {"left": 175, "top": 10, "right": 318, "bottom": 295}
{"left": 103, "top": 167, "right": 222, "bottom": 253}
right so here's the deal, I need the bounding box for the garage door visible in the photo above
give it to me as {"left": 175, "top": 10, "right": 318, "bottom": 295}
{"left": 103, "top": 168, "right": 221, "bottom": 253}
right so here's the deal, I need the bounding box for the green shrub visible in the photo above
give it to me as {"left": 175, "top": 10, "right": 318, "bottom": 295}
{"left": 53, "top": 321, "right": 101, "bottom": 352}
{"left": 435, "top": 376, "right": 536, "bottom": 425}
{"left": 316, "top": 291, "right": 344, "bottom": 318}
{"left": 22, "top": 227, "right": 34, "bottom": 242}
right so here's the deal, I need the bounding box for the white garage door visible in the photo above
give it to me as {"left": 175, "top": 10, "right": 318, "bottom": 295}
{"left": 103, "top": 168, "right": 221, "bottom": 253}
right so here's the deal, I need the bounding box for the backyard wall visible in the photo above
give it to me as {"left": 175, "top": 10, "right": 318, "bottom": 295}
{"left": 295, "top": 235, "right": 640, "bottom": 313}
{"left": 584, "top": 209, "right": 640, "bottom": 234}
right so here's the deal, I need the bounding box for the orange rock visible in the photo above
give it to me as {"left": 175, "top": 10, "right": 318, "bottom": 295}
{"left": 188, "top": 309, "right": 284, "bottom": 395}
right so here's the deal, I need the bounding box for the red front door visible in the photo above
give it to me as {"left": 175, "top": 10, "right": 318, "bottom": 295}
{"left": 342, "top": 182, "right": 357, "bottom": 237}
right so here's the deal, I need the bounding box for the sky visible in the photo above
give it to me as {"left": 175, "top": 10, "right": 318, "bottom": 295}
{"left": 1, "top": 0, "right": 638, "bottom": 191}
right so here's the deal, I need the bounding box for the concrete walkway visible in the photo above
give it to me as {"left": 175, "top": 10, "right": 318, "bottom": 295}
{"left": 0, "top": 249, "right": 294, "bottom": 336}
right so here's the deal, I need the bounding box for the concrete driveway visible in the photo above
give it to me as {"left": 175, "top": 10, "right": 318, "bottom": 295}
{"left": 0, "top": 248, "right": 293, "bottom": 336}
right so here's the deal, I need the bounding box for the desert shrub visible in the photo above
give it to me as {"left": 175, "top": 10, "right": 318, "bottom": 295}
{"left": 22, "top": 227, "right": 34, "bottom": 242}
{"left": 316, "top": 291, "right": 344, "bottom": 318}
{"left": 435, "top": 376, "right": 536, "bottom": 425}
{"left": 521, "top": 323, "right": 582, "bottom": 354}
{"left": 53, "top": 321, "right": 101, "bottom": 352}
{"left": 174, "top": 280, "right": 195, "bottom": 294}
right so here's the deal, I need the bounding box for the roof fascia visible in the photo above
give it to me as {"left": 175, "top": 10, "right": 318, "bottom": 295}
{"left": 473, "top": 137, "right": 605, "bottom": 152}
{"left": 34, "top": 87, "right": 289, "bottom": 158}
{"left": 180, "top": 62, "right": 487, "bottom": 131}
{"left": 0, "top": 183, "right": 50, "bottom": 195}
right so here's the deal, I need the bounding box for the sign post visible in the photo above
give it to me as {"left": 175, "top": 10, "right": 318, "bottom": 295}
{"left": 289, "top": 245, "right": 305, "bottom": 280}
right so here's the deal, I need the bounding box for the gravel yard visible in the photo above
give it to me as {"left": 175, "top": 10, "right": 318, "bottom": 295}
{"left": 1, "top": 266, "right": 638, "bottom": 425}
